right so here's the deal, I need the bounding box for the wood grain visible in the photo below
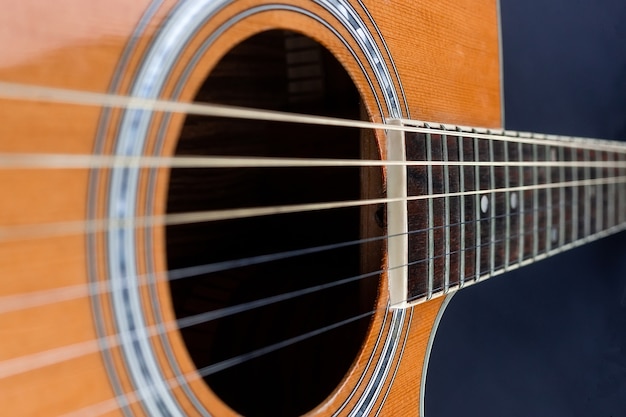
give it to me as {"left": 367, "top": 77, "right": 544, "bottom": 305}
{"left": 0, "top": 0, "right": 502, "bottom": 416}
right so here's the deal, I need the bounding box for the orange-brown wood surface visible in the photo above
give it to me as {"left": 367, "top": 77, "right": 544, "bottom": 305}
{"left": 0, "top": 1, "right": 501, "bottom": 416}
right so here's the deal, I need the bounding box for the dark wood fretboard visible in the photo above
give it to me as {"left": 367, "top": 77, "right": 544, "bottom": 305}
{"left": 387, "top": 120, "right": 626, "bottom": 308}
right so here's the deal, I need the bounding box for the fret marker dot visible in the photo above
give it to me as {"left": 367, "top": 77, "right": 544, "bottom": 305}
{"left": 510, "top": 192, "right": 518, "bottom": 210}
{"left": 481, "top": 195, "right": 489, "bottom": 213}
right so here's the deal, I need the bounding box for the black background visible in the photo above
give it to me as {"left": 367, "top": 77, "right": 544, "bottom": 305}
{"left": 426, "top": 1, "right": 626, "bottom": 416}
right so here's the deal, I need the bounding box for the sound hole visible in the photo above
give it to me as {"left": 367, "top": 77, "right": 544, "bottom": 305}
{"left": 166, "top": 30, "right": 382, "bottom": 416}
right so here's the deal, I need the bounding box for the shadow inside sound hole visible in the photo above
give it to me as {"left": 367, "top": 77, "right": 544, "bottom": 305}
{"left": 165, "top": 30, "right": 382, "bottom": 416}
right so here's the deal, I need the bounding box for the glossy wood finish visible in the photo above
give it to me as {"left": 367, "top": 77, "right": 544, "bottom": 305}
{"left": 0, "top": 0, "right": 501, "bottom": 416}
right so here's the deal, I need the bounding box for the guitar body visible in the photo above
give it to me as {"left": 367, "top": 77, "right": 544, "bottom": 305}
{"left": 1, "top": 1, "right": 501, "bottom": 416}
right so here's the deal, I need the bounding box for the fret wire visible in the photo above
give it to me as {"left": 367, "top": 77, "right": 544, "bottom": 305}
{"left": 28, "top": 199, "right": 626, "bottom": 417}
{"left": 605, "top": 151, "right": 611, "bottom": 229}
{"left": 461, "top": 203, "right": 566, "bottom": 235}
{"left": 17, "top": 193, "right": 626, "bottom": 417}
{"left": 422, "top": 213, "right": 582, "bottom": 268}
{"left": 474, "top": 136, "right": 481, "bottom": 282}
{"left": 441, "top": 214, "right": 623, "bottom": 268}
{"left": 4, "top": 81, "right": 626, "bottom": 154}
{"left": 574, "top": 149, "right": 581, "bottom": 244}
{"left": 584, "top": 148, "right": 591, "bottom": 238}
{"left": 2, "top": 198, "right": 621, "bottom": 319}
{"left": 571, "top": 147, "right": 579, "bottom": 241}
{"left": 11, "top": 209, "right": 503, "bottom": 314}
{"left": 59, "top": 254, "right": 598, "bottom": 417}
{"left": 608, "top": 151, "right": 616, "bottom": 228}
{"left": 621, "top": 153, "right": 626, "bottom": 225}
{"left": 418, "top": 203, "right": 572, "bottom": 240}
{"left": 621, "top": 154, "right": 626, "bottom": 222}
{"left": 15, "top": 197, "right": 580, "bottom": 382}
{"left": 606, "top": 151, "right": 612, "bottom": 228}
{"left": 504, "top": 140, "right": 511, "bottom": 270}
{"left": 3, "top": 205, "right": 626, "bottom": 354}
{"left": 426, "top": 132, "right": 435, "bottom": 298}
{"left": 616, "top": 152, "right": 621, "bottom": 226}
{"left": 532, "top": 143, "right": 539, "bottom": 259}
{"left": 423, "top": 209, "right": 626, "bottom": 274}
{"left": 617, "top": 152, "right": 622, "bottom": 223}
{"left": 617, "top": 152, "right": 621, "bottom": 225}
{"left": 404, "top": 222, "right": 626, "bottom": 306}
{"left": 0, "top": 122, "right": 623, "bottom": 402}
{"left": 346, "top": 209, "right": 604, "bottom": 308}
{"left": 546, "top": 145, "right": 553, "bottom": 252}
{"left": 590, "top": 151, "right": 605, "bottom": 236}
{"left": 489, "top": 138, "right": 496, "bottom": 275}
{"left": 611, "top": 153, "right": 622, "bottom": 225}
{"left": 458, "top": 136, "right": 466, "bottom": 287}
{"left": 442, "top": 134, "right": 451, "bottom": 292}
{"left": 558, "top": 145, "right": 566, "bottom": 248}
{"left": 615, "top": 153, "right": 622, "bottom": 224}
{"left": 597, "top": 150, "right": 603, "bottom": 232}
{"left": 518, "top": 140, "right": 525, "bottom": 264}
{"left": 429, "top": 122, "right": 624, "bottom": 153}
{"left": 602, "top": 151, "right": 607, "bottom": 229}
{"left": 3, "top": 207, "right": 536, "bottom": 315}
{"left": 3, "top": 175, "right": 626, "bottom": 243}
{"left": 406, "top": 213, "right": 626, "bottom": 303}
{"left": 48, "top": 202, "right": 620, "bottom": 404}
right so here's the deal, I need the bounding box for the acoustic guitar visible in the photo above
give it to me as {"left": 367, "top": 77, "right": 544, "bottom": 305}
{"left": 1, "top": 1, "right": 624, "bottom": 416}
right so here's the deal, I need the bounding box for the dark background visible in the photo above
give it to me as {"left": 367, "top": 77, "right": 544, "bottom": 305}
{"left": 426, "top": 1, "right": 626, "bottom": 416}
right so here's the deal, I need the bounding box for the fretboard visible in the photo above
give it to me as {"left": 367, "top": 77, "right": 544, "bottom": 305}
{"left": 387, "top": 119, "right": 626, "bottom": 308}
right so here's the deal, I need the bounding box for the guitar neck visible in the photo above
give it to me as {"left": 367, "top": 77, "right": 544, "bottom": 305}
{"left": 387, "top": 119, "right": 626, "bottom": 308}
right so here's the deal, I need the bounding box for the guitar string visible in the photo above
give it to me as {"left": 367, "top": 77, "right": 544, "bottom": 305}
{"left": 2, "top": 216, "right": 604, "bottom": 416}
{"left": 1, "top": 107, "right": 620, "bottom": 309}
{"left": 35, "top": 216, "right": 626, "bottom": 417}
{"left": 5, "top": 217, "right": 625, "bottom": 417}
{"left": 1, "top": 174, "right": 625, "bottom": 242}
{"left": 0, "top": 177, "right": 622, "bottom": 338}
{"left": 0, "top": 201, "right": 620, "bottom": 381}
{"left": 1, "top": 152, "right": 626, "bottom": 169}
{"left": 0, "top": 137, "right": 616, "bottom": 374}
{"left": 0, "top": 197, "right": 577, "bottom": 315}
{"left": 2, "top": 81, "right": 625, "bottom": 414}
{"left": 1, "top": 81, "right": 625, "bottom": 152}
{"left": 57, "top": 311, "right": 381, "bottom": 417}
{"left": 401, "top": 215, "right": 626, "bottom": 304}
{"left": 2, "top": 80, "right": 622, "bottom": 246}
